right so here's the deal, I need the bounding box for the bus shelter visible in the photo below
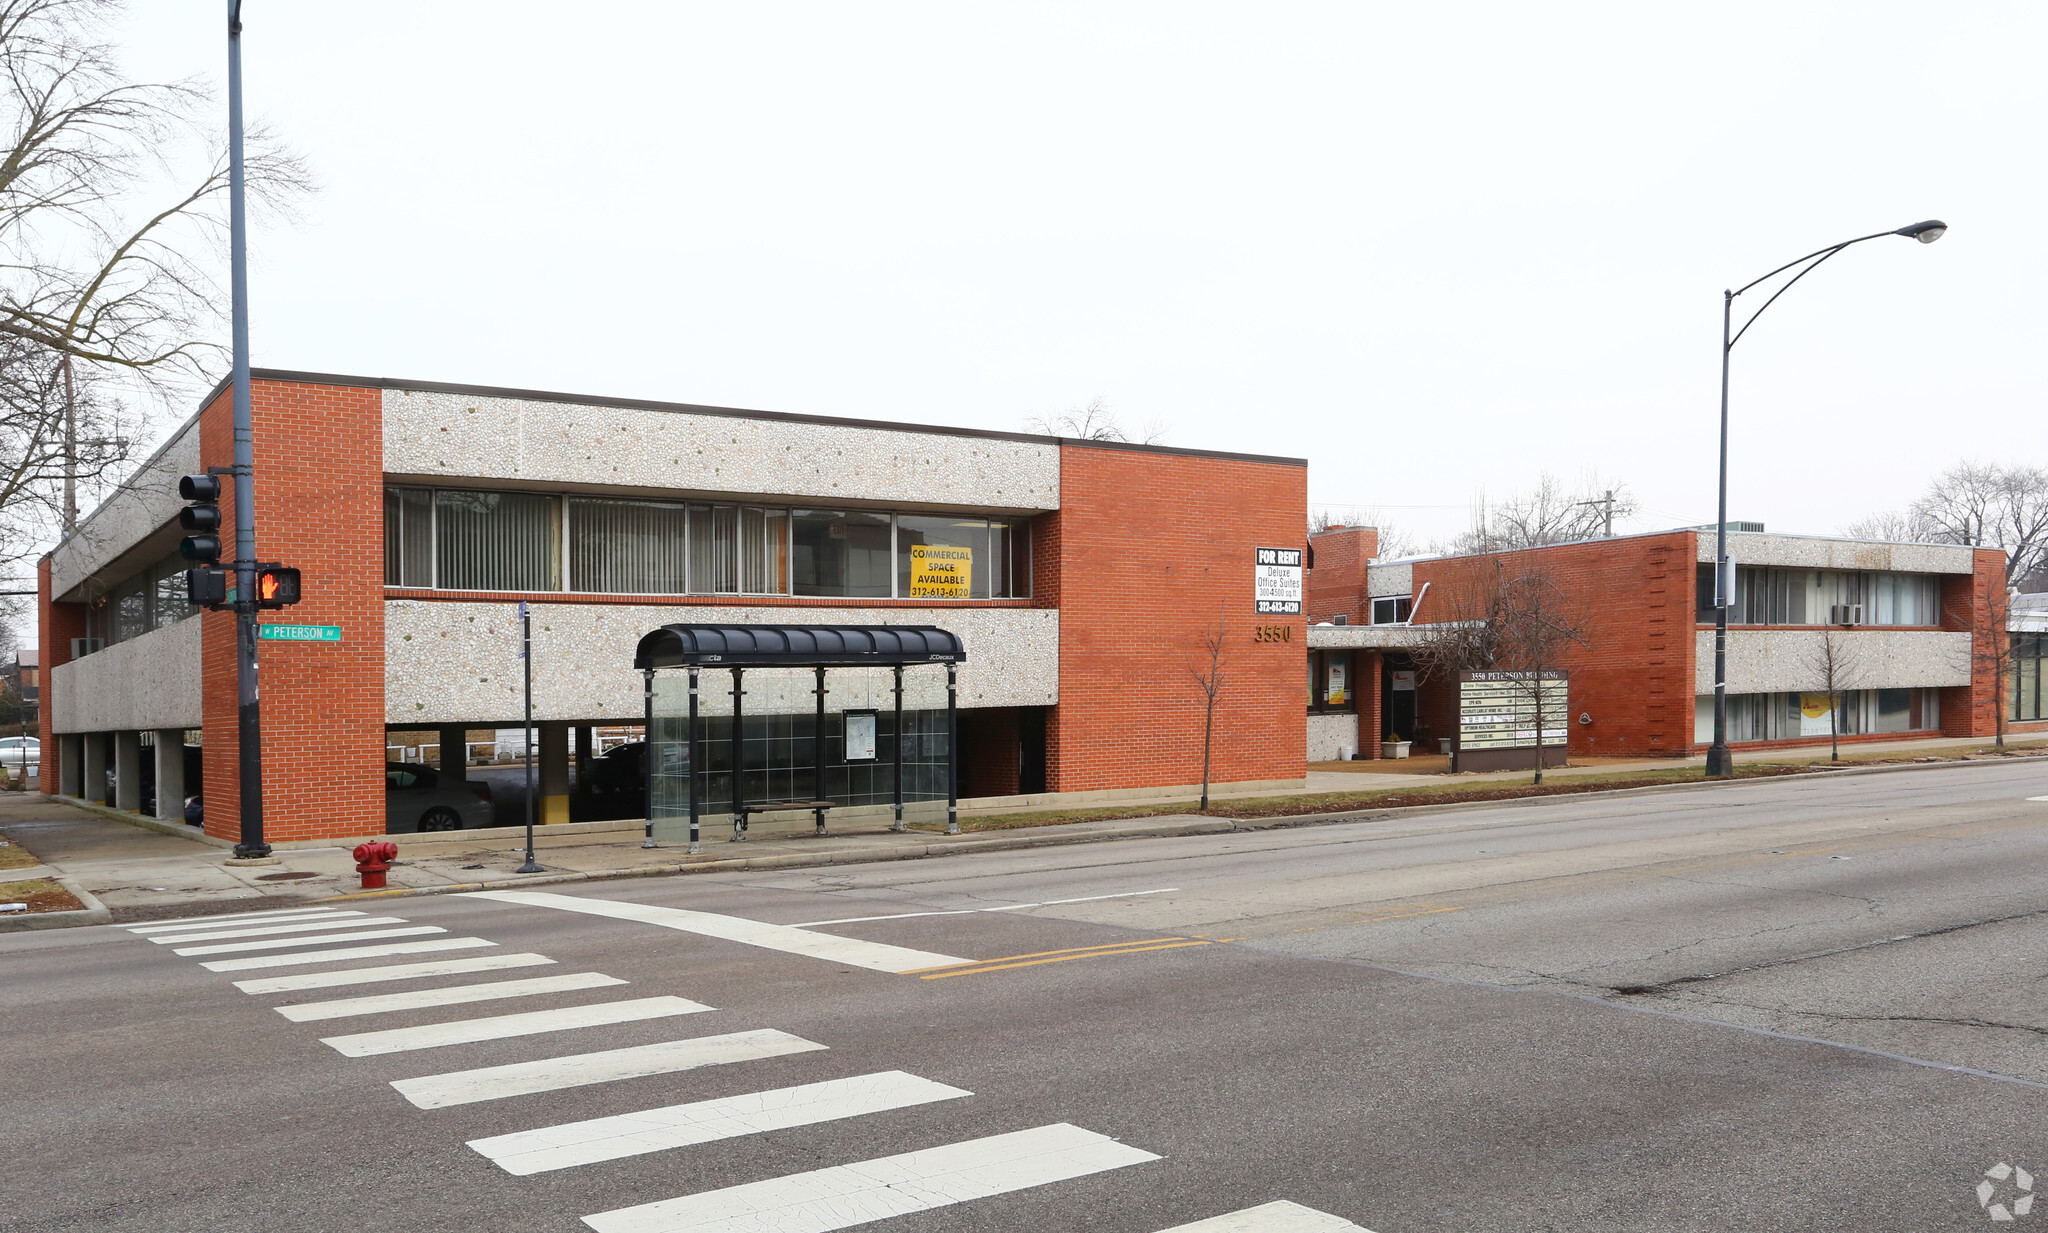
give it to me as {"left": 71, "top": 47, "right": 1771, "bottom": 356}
{"left": 633, "top": 623, "right": 968, "bottom": 851}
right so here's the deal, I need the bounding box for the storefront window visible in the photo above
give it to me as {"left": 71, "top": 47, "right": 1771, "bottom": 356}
{"left": 1307, "top": 651, "right": 1354, "bottom": 712}
{"left": 2015, "top": 635, "right": 2045, "bottom": 721}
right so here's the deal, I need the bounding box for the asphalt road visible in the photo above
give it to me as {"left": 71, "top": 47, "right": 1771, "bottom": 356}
{"left": 8, "top": 759, "right": 2048, "bottom": 1232}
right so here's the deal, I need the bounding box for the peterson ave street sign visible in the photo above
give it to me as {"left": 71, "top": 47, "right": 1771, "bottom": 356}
{"left": 258, "top": 624, "right": 341, "bottom": 643}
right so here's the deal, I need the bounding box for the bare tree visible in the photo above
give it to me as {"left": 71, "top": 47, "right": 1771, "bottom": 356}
{"left": 1975, "top": 583, "right": 2019, "bottom": 749}
{"left": 1307, "top": 506, "right": 1420, "bottom": 559}
{"left": 1847, "top": 462, "right": 2048, "bottom": 589}
{"left": 1440, "top": 472, "right": 1638, "bottom": 555}
{"left": 0, "top": 0, "right": 310, "bottom": 565}
{"left": 1805, "top": 628, "right": 1861, "bottom": 762}
{"left": 1408, "top": 557, "right": 1590, "bottom": 783}
{"left": 1026, "top": 397, "right": 1168, "bottom": 445}
{"left": 1186, "top": 615, "right": 1225, "bottom": 810}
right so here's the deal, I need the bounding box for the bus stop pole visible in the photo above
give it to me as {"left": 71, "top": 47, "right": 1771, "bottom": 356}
{"left": 891, "top": 665, "right": 904, "bottom": 832}
{"left": 730, "top": 667, "right": 745, "bottom": 841}
{"left": 686, "top": 665, "right": 700, "bottom": 854}
{"left": 640, "top": 669, "right": 655, "bottom": 848}
{"left": 813, "top": 666, "right": 827, "bottom": 835}
{"left": 946, "top": 662, "right": 959, "bottom": 835}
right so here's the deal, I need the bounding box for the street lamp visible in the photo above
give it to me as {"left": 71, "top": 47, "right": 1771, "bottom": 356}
{"left": 1705, "top": 219, "right": 1947, "bottom": 778}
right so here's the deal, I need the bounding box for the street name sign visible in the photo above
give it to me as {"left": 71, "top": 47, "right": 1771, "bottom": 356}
{"left": 259, "top": 624, "right": 341, "bottom": 643}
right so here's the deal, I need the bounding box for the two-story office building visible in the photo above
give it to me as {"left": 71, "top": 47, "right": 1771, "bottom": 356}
{"left": 1302, "top": 524, "right": 2011, "bottom": 760}
{"left": 38, "top": 371, "right": 1308, "bottom": 844}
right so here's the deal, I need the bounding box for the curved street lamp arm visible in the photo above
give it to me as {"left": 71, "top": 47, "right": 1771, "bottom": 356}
{"left": 1726, "top": 229, "right": 1899, "bottom": 351}
{"left": 1732, "top": 229, "right": 1896, "bottom": 298}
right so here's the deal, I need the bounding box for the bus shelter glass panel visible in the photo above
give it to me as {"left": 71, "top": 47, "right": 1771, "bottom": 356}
{"left": 648, "top": 673, "right": 695, "bottom": 845}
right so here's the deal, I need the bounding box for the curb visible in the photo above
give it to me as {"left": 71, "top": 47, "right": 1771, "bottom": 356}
{"left": 0, "top": 871, "right": 112, "bottom": 932}
{"left": 316, "top": 753, "right": 2048, "bottom": 903}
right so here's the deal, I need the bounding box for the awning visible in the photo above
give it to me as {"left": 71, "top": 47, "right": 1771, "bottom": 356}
{"left": 633, "top": 623, "right": 967, "bottom": 670}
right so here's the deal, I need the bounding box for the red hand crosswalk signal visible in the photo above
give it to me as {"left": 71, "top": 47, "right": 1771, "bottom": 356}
{"left": 255, "top": 566, "right": 301, "bottom": 609}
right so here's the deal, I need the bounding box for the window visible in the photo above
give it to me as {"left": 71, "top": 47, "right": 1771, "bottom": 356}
{"left": 792, "top": 509, "right": 892, "bottom": 598}
{"left": 1307, "top": 651, "right": 1354, "bottom": 712}
{"left": 897, "top": 515, "right": 989, "bottom": 599}
{"left": 1695, "top": 689, "right": 1941, "bottom": 742}
{"left": 570, "top": 499, "right": 687, "bottom": 594}
{"left": 384, "top": 487, "right": 432, "bottom": 587}
{"left": 433, "top": 490, "right": 560, "bottom": 591}
{"left": 2016, "top": 634, "right": 2045, "bottom": 722}
{"left": 1371, "top": 596, "right": 1412, "bottom": 625}
{"left": 151, "top": 555, "right": 193, "bottom": 629}
{"left": 1696, "top": 565, "right": 1943, "bottom": 627}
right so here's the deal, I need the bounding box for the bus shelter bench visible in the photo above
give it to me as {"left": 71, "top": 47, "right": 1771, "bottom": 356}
{"left": 733, "top": 800, "right": 835, "bottom": 841}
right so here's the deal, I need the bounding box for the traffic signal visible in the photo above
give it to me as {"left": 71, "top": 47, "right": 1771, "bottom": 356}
{"left": 186, "top": 567, "right": 228, "bottom": 608}
{"left": 177, "top": 474, "right": 222, "bottom": 563}
{"left": 255, "top": 566, "right": 301, "bottom": 609}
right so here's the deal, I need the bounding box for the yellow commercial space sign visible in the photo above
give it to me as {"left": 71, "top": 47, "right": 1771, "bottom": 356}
{"left": 908, "top": 544, "right": 973, "bottom": 599}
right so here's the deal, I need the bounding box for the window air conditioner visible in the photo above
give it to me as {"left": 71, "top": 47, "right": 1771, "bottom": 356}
{"left": 70, "top": 637, "right": 104, "bottom": 657}
{"left": 1830, "top": 604, "right": 1863, "bottom": 627}
{"left": 1332, "top": 615, "right": 1348, "bottom": 626}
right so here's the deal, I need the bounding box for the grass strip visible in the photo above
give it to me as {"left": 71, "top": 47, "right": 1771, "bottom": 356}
{"left": 0, "top": 877, "right": 84, "bottom": 914}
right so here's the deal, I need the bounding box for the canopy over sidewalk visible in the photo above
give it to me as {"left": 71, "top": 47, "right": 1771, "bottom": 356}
{"left": 634, "top": 624, "right": 966, "bottom": 670}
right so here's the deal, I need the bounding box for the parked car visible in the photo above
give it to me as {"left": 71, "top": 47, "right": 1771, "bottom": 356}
{"left": 583, "top": 740, "right": 647, "bottom": 815}
{"left": 385, "top": 763, "right": 493, "bottom": 833}
{"left": 0, "top": 735, "right": 39, "bottom": 777}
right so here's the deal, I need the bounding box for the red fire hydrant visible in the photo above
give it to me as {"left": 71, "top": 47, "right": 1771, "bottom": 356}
{"left": 354, "top": 842, "right": 398, "bottom": 890}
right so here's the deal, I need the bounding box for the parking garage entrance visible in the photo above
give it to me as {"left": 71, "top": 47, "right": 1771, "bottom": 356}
{"left": 633, "top": 623, "right": 968, "bottom": 849}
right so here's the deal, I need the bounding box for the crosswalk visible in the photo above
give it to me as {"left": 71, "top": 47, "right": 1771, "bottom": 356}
{"left": 122, "top": 900, "right": 1376, "bottom": 1232}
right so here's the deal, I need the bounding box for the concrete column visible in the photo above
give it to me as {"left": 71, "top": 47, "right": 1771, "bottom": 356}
{"left": 154, "top": 730, "right": 186, "bottom": 821}
{"left": 437, "top": 726, "right": 469, "bottom": 784}
{"left": 59, "top": 734, "right": 82, "bottom": 797}
{"left": 539, "top": 721, "right": 570, "bottom": 825}
{"left": 82, "top": 734, "right": 107, "bottom": 804}
{"left": 114, "top": 731, "right": 143, "bottom": 812}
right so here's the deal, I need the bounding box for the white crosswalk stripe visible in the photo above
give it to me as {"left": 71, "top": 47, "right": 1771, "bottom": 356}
{"left": 233, "top": 953, "right": 554, "bottom": 993}
{"left": 469, "top": 1070, "right": 973, "bottom": 1176}
{"left": 391, "top": 1028, "right": 826, "bottom": 1109}
{"left": 275, "top": 972, "right": 625, "bottom": 1021}
{"left": 148, "top": 916, "right": 409, "bottom": 944}
{"left": 126, "top": 906, "right": 356, "bottom": 930}
{"left": 128, "top": 908, "right": 360, "bottom": 934}
{"left": 172, "top": 925, "right": 444, "bottom": 956}
{"left": 1152, "top": 1201, "right": 1375, "bottom": 1231}
{"left": 320, "top": 995, "right": 712, "bottom": 1057}
{"left": 579, "top": 1122, "right": 1160, "bottom": 1233}
{"left": 465, "top": 890, "right": 970, "bottom": 974}
{"left": 201, "top": 937, "right": 495, "bottom": 972}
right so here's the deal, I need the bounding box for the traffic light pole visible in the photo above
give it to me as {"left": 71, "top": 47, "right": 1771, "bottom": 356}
{"left": 226, "top": 0, "right": 266, "bottom": 859}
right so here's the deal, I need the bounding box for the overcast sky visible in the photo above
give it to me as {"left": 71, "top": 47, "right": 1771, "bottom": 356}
{"left": 117, "top": 1, "right": 2046, "bottom": 547}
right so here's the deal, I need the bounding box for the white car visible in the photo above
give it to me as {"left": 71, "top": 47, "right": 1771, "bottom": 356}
{"left": 0, "top": 736, "right": 38, "bottom": 776}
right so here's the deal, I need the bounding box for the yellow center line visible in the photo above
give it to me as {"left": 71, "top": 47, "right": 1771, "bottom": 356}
{"left": 920, "top": 939, "right": 1216, "bottom": 979}
{"left": 900, "top": 938, "right": 1192, "bottom": 975}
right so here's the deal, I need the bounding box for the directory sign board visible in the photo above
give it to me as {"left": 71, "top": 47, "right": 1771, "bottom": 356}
{"left": 1458, "top": 670, "right": 1569, "bottom": 755}
{"left": 1255, "top": 547, "right": 1304, "bottom": 614}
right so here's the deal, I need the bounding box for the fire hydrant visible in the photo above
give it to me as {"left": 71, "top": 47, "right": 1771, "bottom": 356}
{"left": 354, "top": 842, "right": 398, "bottom": 890}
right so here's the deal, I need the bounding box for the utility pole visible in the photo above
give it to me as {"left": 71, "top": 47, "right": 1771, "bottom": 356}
{"left": 225, "top": 0, "right": 267, "bottom": 859}
{"left": 1571, "top": 490, "right": 1615, "bottom": 538}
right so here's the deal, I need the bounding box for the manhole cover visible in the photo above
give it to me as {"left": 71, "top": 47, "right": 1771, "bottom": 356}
{"left": 255, "top": 871, "right": 321, "bottom": 882}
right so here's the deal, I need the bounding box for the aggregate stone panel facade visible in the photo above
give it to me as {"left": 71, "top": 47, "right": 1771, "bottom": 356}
{"left": 1367, "top": 562, "right": 1414, "bottom": 601}
{"left": 385, "top": 601, "right": 1058, "bottom": 724}
{"left": 383, "top": 388, "right": 1061, "bottom": 512}
{"left": 1693, "top": 628, "right": 1972, "bottom": 696}
{"left": 1700, "top": 531, "right": 1977, "bottom": 576}
{"left": 49, "top": 414, "right": 202, "bottom": 599}
{"left": 1307, "top": 711, "right": 1361, "bottom": 762}
{"left": 49, "top": 616, "right": 201, "bottom": 734}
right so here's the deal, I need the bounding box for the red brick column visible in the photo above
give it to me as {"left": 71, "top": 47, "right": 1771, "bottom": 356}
{"left": 198, "top": 378, "right": 387, "bottom": 843}
{"left": 1939, "top": 548, "right": 2007, "bottom": 739}
{"left": 36, "top": 556, "right": 87, "bottom": 796}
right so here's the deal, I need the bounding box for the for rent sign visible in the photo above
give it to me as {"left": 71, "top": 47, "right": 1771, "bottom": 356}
{"left": 907, "top": 544, "right": 973, "bottom": 599}
{"left": 1254, "top": 547, "right": 1303, "bottom": 614}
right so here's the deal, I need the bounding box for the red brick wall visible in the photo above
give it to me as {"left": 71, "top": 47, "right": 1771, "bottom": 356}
{"left": 1307, "top": 525, "right": 1377, "bottom": 625}
{"left": 1939, "top": 548, "right": 2008, "bottom": 739}
{"left": 198, "top": 379, "right": 386, "bottom": 843}
{"left": 1048, "top": 444, "right": 1307, "bottom": 791}
{"left": 1410, "top": 532, "right": 1698, "bottom": 758}
{"left": 36, "top": 556, "right": 86, "bottom": 795}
